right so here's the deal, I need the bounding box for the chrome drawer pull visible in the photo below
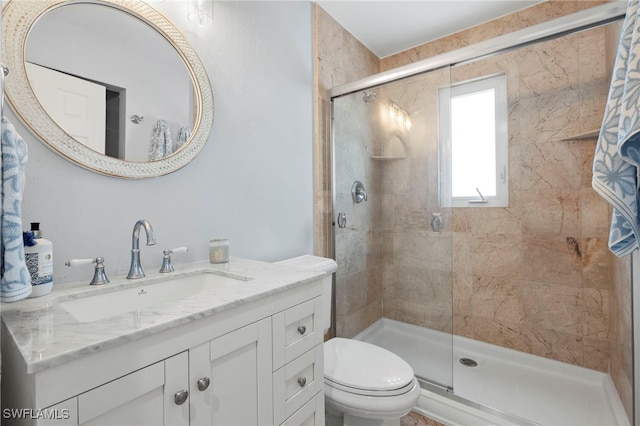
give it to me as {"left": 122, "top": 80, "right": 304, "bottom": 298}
{"left": 297, "top": 325, "right": 307, "bottom": 335}
{"left": 197, "top": 377, "right": 210, "bottom": 391}
{"left": 174, "top": 390, "right": 189, "bottom": 405}
{"left": 297, "top": 377, "right": 307, "bottom": 387}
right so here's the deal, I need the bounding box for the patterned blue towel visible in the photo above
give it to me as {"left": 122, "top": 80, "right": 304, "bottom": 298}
{"left": 593, "top": 0, "right": 640, "bottom": 256}
{"left": 1, "top": 116, "right": 32, "bottom": 301}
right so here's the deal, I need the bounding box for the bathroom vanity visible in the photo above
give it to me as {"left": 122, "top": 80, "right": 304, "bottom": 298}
{"left": 1, "top": 258, "right": 325, "bottom": 425}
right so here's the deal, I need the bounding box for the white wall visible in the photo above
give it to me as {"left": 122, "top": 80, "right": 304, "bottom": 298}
{"left": 11, "top": 1, "right": 315, "bottom": 285}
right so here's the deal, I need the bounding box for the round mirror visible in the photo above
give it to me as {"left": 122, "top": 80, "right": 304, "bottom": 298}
{"left": 2, "top": 0, "right": 214, "bottom": 178}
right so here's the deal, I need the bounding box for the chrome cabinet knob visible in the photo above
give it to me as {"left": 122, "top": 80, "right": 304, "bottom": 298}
{"left": 297, "top": 325, "right": 306, "bottom": 335}
{"left": 174, "top": 390, "right": 189, "bottom": 405}
{"left": 298, "top": 377, "right": 307, "bottom": 387}
{"left": 197, "top": 377, "right": 210, "bottom": 391}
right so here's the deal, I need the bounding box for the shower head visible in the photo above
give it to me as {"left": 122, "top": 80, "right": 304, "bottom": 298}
{"left": 362, "top": 90, "right": 377, "bottom": 104}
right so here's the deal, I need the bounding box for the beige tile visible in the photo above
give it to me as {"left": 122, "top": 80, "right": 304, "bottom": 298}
{"left": 394, "top": 230, "right": 453, "bottom": 272}
{"left": 521, "top": 281, "right": 583, "bottom": 335}
{"left": 521, "top": 189, "right": 580, "bottom": 237}
{"left": 394, "top": 300, "right": 428, "bottom": 328}
{"left": 453, "top": 270, "right": 473, "bottom": 316}
{"left": 471, "top": 276, "right": 524, "bottom": 324}
{"left": 584, "top": 288, "right": 610, "bottom": 341}
{"left": 582, "top": 337, "right": 609, "bottom": 372}
{"left": 473, "top": 317, "right": 526, "bottom": 353}
{"left": 453, "top": 313, "right": 474, "bottom": 338}
{"left": 582, "top": 238, "right": 611, "bottom": 290}
{"left": 518, "top": 37, "right": 579, "bottom": 98}
{"left": 335, "top": 269, "right": 368, "bottom": 317}
{"left": 523, "top": 327, "right": 583, "bottom": 365}
{"left": 468, "top": 234, "right": 522, "bottom": 278}
{"left": 464, "top": 207, "right": 521, "bottom": 236}
{"left": 521, "top": 237, "right": 583, "bottom": 286}
{"left": 520, "top": 138, "right": 582, "bottom": 190}
{"left": 581, "top": 189, "right": 611, "bottom": 238}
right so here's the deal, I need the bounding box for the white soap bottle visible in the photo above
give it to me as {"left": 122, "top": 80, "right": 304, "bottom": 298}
{"left": 25, "top": 222, "right": 54, "bottom": 298}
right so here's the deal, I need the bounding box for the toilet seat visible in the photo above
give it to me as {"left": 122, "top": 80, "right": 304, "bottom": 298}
{"left": 325, "top": 376, "right": 417, "bottom": 397}
{"left": 324, "top": 338, "right": 416, "bottom": 396}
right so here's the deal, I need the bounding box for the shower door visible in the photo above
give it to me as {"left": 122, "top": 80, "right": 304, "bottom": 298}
{"left": 331, "top": 66, "right": 454, "bottom": 391}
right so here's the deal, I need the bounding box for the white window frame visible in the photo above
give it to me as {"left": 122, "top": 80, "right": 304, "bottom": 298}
{"left": 438, "top": 74, "right": 508, "bottom": 208}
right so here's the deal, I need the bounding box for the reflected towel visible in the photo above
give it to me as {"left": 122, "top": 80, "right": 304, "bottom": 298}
{"left": 148, "top": 119, "right": 174, "bottom": 160}
{"left": 1, "top": 117, "right": 32, "bottom": 302}
{"left": 592, "top": 0, "right": 640, "bottom": 256}
{"left": 176, "top": 126, "right": 191, "bottom": 150}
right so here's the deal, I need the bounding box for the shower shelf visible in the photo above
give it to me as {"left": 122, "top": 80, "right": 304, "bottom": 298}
{"left": 367, "top": 154, "right": 407, "bottom": 160}
{"left": 365, "top": 130, "right": 408, "bottom": 160}
{"left": 554, "top": 129, "right": 600, "bottom": 142}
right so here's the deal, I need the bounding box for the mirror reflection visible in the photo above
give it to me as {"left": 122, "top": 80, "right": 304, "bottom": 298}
{"left": 25, "top": 3, "right": 194, "bottom": 162}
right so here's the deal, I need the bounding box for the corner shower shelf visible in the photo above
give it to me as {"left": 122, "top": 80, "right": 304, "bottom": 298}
{"left": 554, "top": 129, "right": 600, "bottom": 142}
{"left": 366, "top": 130, "right": 409, "bottom": 160}
{"left": 367, "top": 154, "right": 407, "bottom": 160}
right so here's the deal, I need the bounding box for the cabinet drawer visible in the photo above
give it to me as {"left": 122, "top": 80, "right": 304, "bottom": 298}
{"left": 280, "top": 392, "right": 324, "bottom": 426}
{"left": 273, "top": 345, "right": 323, "bottom": 425}
{"left": 273, "top": 297, "right": 323, "bottom": 370}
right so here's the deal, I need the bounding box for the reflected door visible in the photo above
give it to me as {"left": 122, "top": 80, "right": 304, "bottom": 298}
{"left": 27, "top": 62, "right": 106, "bottom": 153}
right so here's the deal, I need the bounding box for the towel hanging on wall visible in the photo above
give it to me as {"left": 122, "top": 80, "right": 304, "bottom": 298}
{"left": 148, "top": 119, "right": 174, "bottom": 161}
{"left": 592, "top": 0, "right": 640, "bottom": 256}
{"left": 1, "top": 116, "right": 32, "bottom": 302}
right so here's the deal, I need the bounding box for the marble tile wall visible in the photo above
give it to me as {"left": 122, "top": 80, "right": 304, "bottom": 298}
{"left": 441, "top": 27, "right": 613, "bottom": 371}
{"left": 380, "top": 1, "right": 608, "bottom": 72}
{"left": 313, "top": 5, "right": 383, "bottom": 337}
{"left": 374, "top": 22, "right": 616, "bottom": 373}
{"left": 610, "top": 254, "right": 633, "bottom": 420}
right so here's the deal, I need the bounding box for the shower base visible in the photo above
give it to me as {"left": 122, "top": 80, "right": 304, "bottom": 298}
{"left": 354, "top": 318, "right": 630, "bottom": 426}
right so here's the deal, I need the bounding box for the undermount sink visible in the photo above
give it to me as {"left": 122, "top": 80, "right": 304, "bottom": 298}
{"left": 57, "top": 270, "right": 252, "bottom": 323}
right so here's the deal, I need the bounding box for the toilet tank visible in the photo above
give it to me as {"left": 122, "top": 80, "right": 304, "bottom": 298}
{"left": 275, "top": 255, "right": 337, "bottom": 333}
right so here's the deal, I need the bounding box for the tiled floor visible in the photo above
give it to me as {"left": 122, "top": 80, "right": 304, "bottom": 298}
{"left": 401, "top": 411, "right": 445, "bottom": 426}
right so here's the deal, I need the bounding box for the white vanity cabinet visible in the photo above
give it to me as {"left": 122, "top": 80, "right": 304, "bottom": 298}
{"left": 2, "top": 271, "right": 325, "bottom": 426}
{"left": 39, "top": 352, "right": 189, "bottom": 426}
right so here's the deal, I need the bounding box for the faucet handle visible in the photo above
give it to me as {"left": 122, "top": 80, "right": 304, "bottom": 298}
{"left": 159, "top": 247, "right": 188, "bottom": 273}
{"left": 65, "top": 257, "right": 110, "bottom": 285}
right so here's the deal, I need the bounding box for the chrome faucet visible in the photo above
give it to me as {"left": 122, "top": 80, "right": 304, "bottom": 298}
{"left": 127, "top": 219, "right": 157, "bottom": 279}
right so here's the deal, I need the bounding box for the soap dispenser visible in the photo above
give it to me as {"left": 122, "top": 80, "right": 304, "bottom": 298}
{"left": 24, "top": 222, "right": 54, "bottom": 297}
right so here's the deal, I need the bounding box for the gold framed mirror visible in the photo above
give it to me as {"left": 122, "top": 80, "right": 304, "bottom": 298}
{"left": 2, "top": 0, "right": 214, "bottom": 178}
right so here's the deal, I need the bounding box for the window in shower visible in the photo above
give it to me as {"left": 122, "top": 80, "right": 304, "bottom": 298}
{"left": 439, "top": 73, "right": 508, "bottom": 207}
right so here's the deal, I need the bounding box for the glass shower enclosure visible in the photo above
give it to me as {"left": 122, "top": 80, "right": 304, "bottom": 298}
{"left": 332, "top": 66, "right": 454, "bottom": 391}
{"left": 329, "top": 4, "right": 635, "bottom": 423}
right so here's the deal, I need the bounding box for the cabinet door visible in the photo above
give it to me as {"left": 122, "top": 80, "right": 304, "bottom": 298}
{"left": 75, "top": 352, "right": 189, "bottom": 426}
{"left": 190, "top": 318, "right": 273, "bottom": 426}
{"left": 37, "top": 398, "right": 78, "bottom": 426}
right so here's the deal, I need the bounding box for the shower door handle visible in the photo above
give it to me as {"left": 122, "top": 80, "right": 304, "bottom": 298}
{"left": 337, "top": 212, "right": 347, "bottom": 228}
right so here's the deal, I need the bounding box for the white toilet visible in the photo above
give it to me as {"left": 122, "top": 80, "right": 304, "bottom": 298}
{"left": 276, "top": 255, "right": 420, "bottom": 426}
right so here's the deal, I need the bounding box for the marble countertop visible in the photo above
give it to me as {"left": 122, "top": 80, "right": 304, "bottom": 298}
{"left": 1, "top": 257, "right": 325, "bottom": 374}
